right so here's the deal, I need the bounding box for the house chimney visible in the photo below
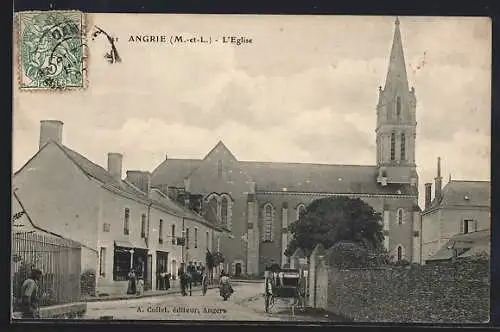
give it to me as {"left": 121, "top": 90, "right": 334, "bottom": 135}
{"left": 39, "top": 120, "right": 63, "bottom": 149}
{"left": 126, "top": 171, "right": 151, "bottom": 196}
{"left": 424, "top": 183, "right": 432, "bottom": 210}
{"left": 107, "top": 153, "right": 123, "bottom": 181}
{"left": 434, "top": 157, "right": 443, "bottom": 201}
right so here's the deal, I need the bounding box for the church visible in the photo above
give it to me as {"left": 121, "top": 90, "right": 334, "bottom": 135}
{"left": 151, "top": 18, "right": 421, "bottom": 276}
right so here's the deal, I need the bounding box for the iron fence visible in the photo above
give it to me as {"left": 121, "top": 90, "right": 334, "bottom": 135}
{"left": 12, "top": 232, "right": 82, "bottom": 309}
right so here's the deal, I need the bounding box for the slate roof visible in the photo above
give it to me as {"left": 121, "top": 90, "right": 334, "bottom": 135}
{"left": 152, "top": 159, "right": 202, "bottom": 188}
{"left": 427, "top": 180, "right": 490, "bottom": 211}
{"left": 151, "top": 158, "right": 417, "bottom": 196}
{"left": 16, "top": 141, "right": 222, "bottom": 231}
{"left": 426, "top": 228, "right": 490, "bottom": 262}
{"left": 59, "top": 144, "right": 150, "bottom": 202}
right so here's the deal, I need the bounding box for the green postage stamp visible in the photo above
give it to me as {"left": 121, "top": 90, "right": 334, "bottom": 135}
{"left": 16, "top": 11, "right": 87, "bottom": 90}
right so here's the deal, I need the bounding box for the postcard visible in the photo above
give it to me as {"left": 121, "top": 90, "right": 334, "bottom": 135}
{"left": 11, "top": 12, "right": 491, "bottom": 323}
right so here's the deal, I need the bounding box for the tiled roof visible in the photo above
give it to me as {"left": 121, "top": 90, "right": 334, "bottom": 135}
{"left": 429, "top": 180, "right": 490, "bottom": 210}
{"left": 239, "top": 161, "right": 415, "bottom": 195}
{"left": 149, "top": 189, "right": 220, "bottom": 228}
{"left": 59, "top": 144, "right": 150, "bottom": 201}
{"left": 57, "top": 143, "right": 220, "bottom": 228}
{"left": 426, "top": 229, "right": 490, "bottom": 262}
{"left": 152, "top": 158, "right": 417, "bottom": 196}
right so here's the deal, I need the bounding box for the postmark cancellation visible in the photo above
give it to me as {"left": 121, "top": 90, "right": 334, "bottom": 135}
{"left": 16, "top": 11, "right": 87, "bottom": 91}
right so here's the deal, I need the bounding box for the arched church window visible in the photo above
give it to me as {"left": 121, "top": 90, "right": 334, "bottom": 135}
{"left": 396, "top": 96, "right": 402, "bottom": 120}
{"left": 208, "top": 196, "right": 218, "bottom": 224}
{"left": 397, "top": 246, "right": 403, "bottom": 261}
{"left": 400, "top": 132, "right": 406, "bottom": 161}
{"left": 296, "top": 204, "right": 306, "bottom": 221}
{"left": 217, "top": 160, "right": 223, "bottom": 179}
{"left": 221, "top": 197, "right": 228, "bottom": 225}
{"left": 390, "top": 132, "right": 396, "bottom": 161}
{"left": 397, "top": 209, "right": 404, "bottom": 225}
{"left": 262, "top": 204, "right": 274, "bottom": 242}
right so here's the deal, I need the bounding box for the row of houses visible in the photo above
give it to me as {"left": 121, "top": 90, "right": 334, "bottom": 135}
{"left": 12, "top": 120, "right": 231, "bottom": 295}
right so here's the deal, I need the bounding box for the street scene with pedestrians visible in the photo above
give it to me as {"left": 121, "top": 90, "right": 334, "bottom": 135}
{"left": 12, "top": 14, "right": 490, "bottom": 324}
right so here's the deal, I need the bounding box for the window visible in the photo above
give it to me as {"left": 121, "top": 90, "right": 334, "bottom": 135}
{"left": 194, "top": 228, "right": 198, "bottom": 248}
{"left": 218, "top": 160, "right": 223, "bottom": 179}
{"left": 390, "top": 132, "right": 396, "bottom": 161}
{"left": 171, "top": 224, "right": 176, "bottom": 245}
{"left": 208, "top": 196, "right": 218, "bottom": 224}
{"left": 263, "top": 204, "right": 274, "bottom": 242}
{"left": 221, "top": 197, "right": 228, "bottom": 226}
{"left": 185, "top": 228, "right": 190, "bottom": 249}
{"left": 103, "top": 223, "right": 110, "bottom": 232}
{"left": 463, "top": 219, "right": 477, "bottom": 234}
{"left": 99, "top": 247, "right": 106, "bottom": 277}
{"left": 400, "top": 133, "right": 406, "bottom": 161}
{"left": 397, "top": 209, "right": 404, "bottom": 225}
{"left": 124, "top": 208, "right": 130, "bottom": 235}
{"left": 141, "top": 214, "right": 146, "bottom": 238}
{"left": 296, "top": 204, "right": 306, "bottom": 221}
{"left": 159, "top": 219, "right": 163, "bottom": 244}
{"left": 206, "top": 231, "right": 209, "bottom": 249}
{"left": 397, "top": 246, "right": 403, "bottom": 261}
{"left": 396, "top": 96, "right": 401, "bottom": 120}
{"left": 113, "top": 247, "right": 131, "bottom": 281}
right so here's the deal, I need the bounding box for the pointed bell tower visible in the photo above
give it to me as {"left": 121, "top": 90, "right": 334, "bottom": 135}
{"left": 376, "top": 17, "right": 418, "bottom": 187}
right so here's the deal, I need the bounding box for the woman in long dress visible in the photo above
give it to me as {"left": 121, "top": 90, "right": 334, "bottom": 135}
{"left": 126, "top": 269, "right": 137, "bottom": 294}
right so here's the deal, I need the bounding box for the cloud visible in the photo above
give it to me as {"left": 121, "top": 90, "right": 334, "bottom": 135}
{"left": 13, "top": 15, "right": 491, "bottom": 210}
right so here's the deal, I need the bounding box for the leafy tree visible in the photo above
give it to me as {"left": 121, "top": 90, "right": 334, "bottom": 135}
{"left": 285, "top": 196, "right": 384, "bottom": 257}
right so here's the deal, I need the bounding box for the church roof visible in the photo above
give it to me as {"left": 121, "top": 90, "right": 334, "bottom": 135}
{"left": 428, "top": 180, "right": 490, "bottom": 211}
{"left": 239, "top": 161, "right": 414, "bottom": 195}
{"left": 151, "top": 157, "right": 417, "bottom": 196}
{"left": 152, "top": 158, "right": 203, "bottom": 187}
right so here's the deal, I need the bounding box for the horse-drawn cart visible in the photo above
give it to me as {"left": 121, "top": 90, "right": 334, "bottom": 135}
{"left": 264, "top": 268, "right": 305, "bottom": 315}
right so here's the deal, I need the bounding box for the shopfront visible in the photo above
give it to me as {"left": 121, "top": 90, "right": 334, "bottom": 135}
{"left": 113, "top": 241, "right": 151, "bottom": 290}
{"left": 156, "top": 250, "right": 169, "bottom": 290}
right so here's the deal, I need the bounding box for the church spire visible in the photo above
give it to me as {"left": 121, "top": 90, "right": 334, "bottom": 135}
{"left": 384, "top": 17, "right": 409, "bottom": 93}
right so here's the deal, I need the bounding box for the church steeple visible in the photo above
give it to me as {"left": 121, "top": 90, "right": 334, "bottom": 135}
{"left": 384, "top": 17, "right": 409, "bottom": 93}
{"left": 376, "top": 17, "right": 418, "bottom": 186}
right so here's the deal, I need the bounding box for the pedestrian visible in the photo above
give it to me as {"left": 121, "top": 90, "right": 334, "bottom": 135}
{"left": 157, "top": 266, "right": 164, "bottom": 290}
{"left": 201, "top": 270, "right": 208, "bottom": 296}
{"left": 20, "top": 268, "right": 42, "bottom": 319}
{"left": 179, "top": 270, "right": 187, "bottom": 296}
{"left": 126, "top": 269, "right": 137, "bottom": 295}
{"left": 164, "top": 273, "right": 171, "bottom": 290}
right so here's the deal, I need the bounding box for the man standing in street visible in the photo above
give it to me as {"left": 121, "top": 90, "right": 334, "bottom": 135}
{"left": 20, "top": 268, "right": 42, "bottom": 319}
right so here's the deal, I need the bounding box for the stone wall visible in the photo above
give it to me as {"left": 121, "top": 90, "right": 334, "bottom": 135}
{"left": 315, "top": 259, "right": 489, "bottom": 323}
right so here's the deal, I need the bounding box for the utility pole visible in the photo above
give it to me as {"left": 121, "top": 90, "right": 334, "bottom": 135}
{"left": 181, "top": 217, "right": 185, "bottom": 272}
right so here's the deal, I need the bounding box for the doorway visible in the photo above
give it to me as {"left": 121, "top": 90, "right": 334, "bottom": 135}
{"left": 146, "top": 255, "right": 152, "bottom": 291}
{"left": 156, "top": 251, "right": 169, "bottom": 290}
{"left": 235, "top": 263, "right": 242, "bottom": 277}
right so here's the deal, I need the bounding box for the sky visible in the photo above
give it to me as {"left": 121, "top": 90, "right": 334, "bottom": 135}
{"left": 13, "top": 14, "right": 491, "bottom": 207}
